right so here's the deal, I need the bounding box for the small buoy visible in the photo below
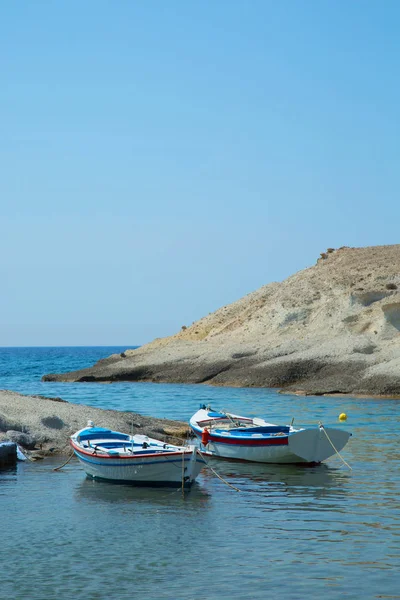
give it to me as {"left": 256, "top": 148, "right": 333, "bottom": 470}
{"left": 339, "top": 413, "right": 347, "bottom": 421}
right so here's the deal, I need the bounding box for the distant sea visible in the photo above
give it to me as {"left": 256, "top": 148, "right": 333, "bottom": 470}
{"left": 1, "top": 346, "right": 400, "bottom": 600}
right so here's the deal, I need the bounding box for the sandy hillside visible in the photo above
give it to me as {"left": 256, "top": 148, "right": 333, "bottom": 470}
{"left": 43, "top": 245, "right": 400, "bottom": 397}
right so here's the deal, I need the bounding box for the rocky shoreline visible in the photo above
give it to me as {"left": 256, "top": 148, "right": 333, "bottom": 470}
{"left": 0, "top": 390, "right": 189, "bottom": 459}
{"left": 42, "top": 245, "right": 400, "bottom": 398}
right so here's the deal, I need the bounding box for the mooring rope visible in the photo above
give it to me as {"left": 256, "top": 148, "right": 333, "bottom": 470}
{"left": 53, "top": 450, "right": 75, "bottom": 471}
{"left": 319, "top": 423, "right": 352, "bottom": 471}
{"left": 181, "top": 447, "right": 186, "bottom": 497}
{"left": 197, "top": 448, "right": 242, "bottom": 492}
{"left": 222, "top": 410, "right": 239, "bottom": 428}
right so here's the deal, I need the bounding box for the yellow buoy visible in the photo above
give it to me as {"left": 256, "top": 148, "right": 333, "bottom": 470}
{"left": 339, "top": 413, "right": 347, "bottom": 421}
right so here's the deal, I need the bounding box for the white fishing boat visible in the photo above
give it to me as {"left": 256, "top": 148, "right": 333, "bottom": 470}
{"left": 190, "top": 406, "right": 351, "bottom": 464}
{"left": 71, "top": 422, "right": 205, "bottom": 487}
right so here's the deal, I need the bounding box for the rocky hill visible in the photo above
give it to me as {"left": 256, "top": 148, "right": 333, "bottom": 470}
{"left": 43, "top": 245, "right": 400, "bottom": 397}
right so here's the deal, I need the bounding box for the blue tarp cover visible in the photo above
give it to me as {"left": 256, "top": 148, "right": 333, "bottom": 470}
{"left": 78, "top": 428, "right": 130, "bottom": 441}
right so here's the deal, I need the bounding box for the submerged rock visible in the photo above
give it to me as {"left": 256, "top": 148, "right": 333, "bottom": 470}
{"left": 0, "top": 441, "right": 17, "bottom": 467}
{"left": 42, "top": 245, "right": 400, "bottom": 397}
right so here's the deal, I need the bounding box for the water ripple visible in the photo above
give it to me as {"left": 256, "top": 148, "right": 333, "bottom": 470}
{"left": 1, "top": 347, "right": 400, "bottom": 599}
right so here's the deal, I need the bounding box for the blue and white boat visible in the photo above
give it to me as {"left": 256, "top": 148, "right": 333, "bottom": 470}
{"left": 190, "top": 406, "right": 351, "bottom": 464}
{"left": 71, "top": 421, "right": 205, "bottom": 487}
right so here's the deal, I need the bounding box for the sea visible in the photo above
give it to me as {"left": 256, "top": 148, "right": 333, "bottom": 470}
{"left": 0, "top": 346, "right": 399, "bottom": 600}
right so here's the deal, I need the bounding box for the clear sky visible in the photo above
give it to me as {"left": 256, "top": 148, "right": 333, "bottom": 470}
{"left": 1, "top": 1, "right": 400, "bottom": 346}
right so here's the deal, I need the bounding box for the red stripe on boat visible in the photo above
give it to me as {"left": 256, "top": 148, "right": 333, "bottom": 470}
{"left": 206, "top": 434, "right": 288, "bottom": 447}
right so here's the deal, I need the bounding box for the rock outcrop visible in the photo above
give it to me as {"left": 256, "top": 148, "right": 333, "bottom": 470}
{"left": 43, "top": 245, "right": 400, "bottom": 397}
{"left": 0, "top": 390, "right": 189, "bottom": 456}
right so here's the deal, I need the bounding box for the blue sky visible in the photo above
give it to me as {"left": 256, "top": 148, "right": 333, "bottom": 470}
{"left": 1, "top": 1, "right": 400, "bottom": 346}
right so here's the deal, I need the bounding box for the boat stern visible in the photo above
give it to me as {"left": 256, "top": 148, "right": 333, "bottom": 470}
{"left": 288, "top": 426, "right": 351, "bottom": 463}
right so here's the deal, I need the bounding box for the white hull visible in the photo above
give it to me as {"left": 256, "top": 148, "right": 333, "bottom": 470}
{"left": 71, "top": 424, "right": 205, "bottom": 487}
{"left": 74, "top": 449, "right": 204, "bottom": 485}
{"left": 198, "top": 440, "right": 299, "bottom": 463}
{"left": 197, "top": 427, "right": 350, "bottom": 464}
{"left": 190, "top": 408, "right": 351, "bottom": 464}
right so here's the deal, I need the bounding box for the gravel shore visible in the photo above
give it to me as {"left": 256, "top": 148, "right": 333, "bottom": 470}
{"left": 0, "top": 390, "right": 189, "bottom": 458}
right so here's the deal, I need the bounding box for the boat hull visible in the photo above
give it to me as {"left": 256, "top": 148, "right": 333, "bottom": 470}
{"left": 195, "top": 428, "right": 351, "bottom": 464}
{"left": 197, "top": 438, "right": 304, "bottom": 464}
{"left": 71, "top": 444, "right": 204, "bottom": 486}
{"left": 190, "top": 409, "right": 351, "bottom": 464}
{"left": 70, "top": 424, "right": 206, "bottom": 487}
{"left": 288, "top": 427, "right": 351, "bottom": 463}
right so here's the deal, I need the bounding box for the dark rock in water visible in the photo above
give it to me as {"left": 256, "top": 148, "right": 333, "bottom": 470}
{"left": 6, "top": 430, "right": 36, "bottom": 449}
{"left": 0, "top": 441, "right": 17, "bottom": 467}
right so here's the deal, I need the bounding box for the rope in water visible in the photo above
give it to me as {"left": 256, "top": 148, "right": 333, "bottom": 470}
{"left": 175, "top": 439, "right": 241, "bottom": 493}
{"left": 181, "top": 447, "right": 186, "bottom": 497}
{"left": 52, "top": 435, "right": 241, "bottom": 491}
{"left": 180, "top": 420, "right": 240, "bottom": 491}
{"left": 319, "top": 423, "right": 352, "bottom": 471}
{"left": 197, "top": 448, "right": 242, "bottom": 492}
{"left": 53, "top": 450, "right": 75, "bottom": 471}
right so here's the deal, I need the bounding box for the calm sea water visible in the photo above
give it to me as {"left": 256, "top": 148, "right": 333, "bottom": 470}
{"left": 1, "top": 347, "right": 400, "bottom": 599}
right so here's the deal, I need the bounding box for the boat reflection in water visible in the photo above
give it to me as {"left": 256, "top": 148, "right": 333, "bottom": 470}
{"left": 75, "top": 472, "right": 211, "bottom": 507}
{"left": 200, "top": 456, "right": 352, "bottom": 507}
